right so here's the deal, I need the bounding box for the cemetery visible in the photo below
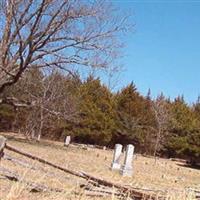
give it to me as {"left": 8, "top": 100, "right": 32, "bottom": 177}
{"left": 1, "top": 0, "right": 200, "bottom": 199}
{"left": 0, "top": 132, "right": 200, "bottom": 200}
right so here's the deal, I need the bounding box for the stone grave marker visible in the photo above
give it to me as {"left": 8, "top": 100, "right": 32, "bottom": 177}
{"left": 64, "top": 136, "right": 71, "bottom": 146}
{"left": 111, "top": 144, "right": 122, "bottom": 170}
{"left": 121, "top": 144, "right": 134, "bottom": 176}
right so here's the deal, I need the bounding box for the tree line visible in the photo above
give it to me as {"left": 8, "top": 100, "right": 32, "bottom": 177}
{"left": 0, "top": 1, "right": 199, "bottom": 165}
{"left": 0, "top": 69, "right": 200, "bottom": 165}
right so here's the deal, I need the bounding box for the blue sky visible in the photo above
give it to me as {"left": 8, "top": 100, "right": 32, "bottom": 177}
{"left": 111, "top": 0, "right": 200, "bottom": 103}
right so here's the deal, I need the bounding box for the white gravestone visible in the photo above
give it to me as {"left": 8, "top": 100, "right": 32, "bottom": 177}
{"left": 121, "top": 144, "right": 134, "bottom": 176}
{"left": 64, "top": 136, "right": 71, "bottom": 146}
{"left": 111, "top": 144, "right": 122, "bottom": 170}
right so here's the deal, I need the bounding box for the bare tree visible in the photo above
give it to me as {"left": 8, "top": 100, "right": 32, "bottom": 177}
{"left": 151, "top": 94, "right": 170, "bottom": 160}
{"left": 16, "top": 69, "right": 78, "bottom": 141}
{"left": 0, "top": 0, "right": 129, "bottom": 96}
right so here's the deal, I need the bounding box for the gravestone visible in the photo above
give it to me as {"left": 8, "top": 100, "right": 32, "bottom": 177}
{"left": 121, "top": 144, "right": 134, "bottom": 176}
{"left": 111, "top": 144, "right": 122, "bottom": 170}
{"left": 64, "top": 136, "right": 71, "bottom": 146}
{"left": 0, "top": 136, "right": 6, "bottom": 160}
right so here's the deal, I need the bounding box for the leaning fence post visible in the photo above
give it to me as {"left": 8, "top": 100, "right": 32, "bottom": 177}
{"left": 0, "top": 136, "right": 6, "bottom": 160}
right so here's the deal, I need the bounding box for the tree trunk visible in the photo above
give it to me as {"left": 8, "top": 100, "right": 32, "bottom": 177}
{"left": 37, "top": 106, "right": 44, "bottom": 141}
{"left": 154, "top": 128, "right": 161, "bottom": 163}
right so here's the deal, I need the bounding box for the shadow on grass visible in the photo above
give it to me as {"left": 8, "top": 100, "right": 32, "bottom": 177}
{"left": 176, "top": 163, "right": 200, "bottom": 170}
{"left": 3, "top": 134, "right": 66, "bottom": 151}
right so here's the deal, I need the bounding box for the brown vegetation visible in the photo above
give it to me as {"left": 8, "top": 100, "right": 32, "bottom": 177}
{"left": 0, "top": 132, "right": 200, "bottom": 200}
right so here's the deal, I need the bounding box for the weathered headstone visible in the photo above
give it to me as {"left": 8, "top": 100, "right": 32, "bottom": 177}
{"left": 64, "top": 136, "right": 71, "bottom": 146}
{"left": 111, "top": 144, "right": 122, "bottom": 170}
{"left": 0, "top": 136, "right": 6, "bottom": 160}
{"left": 31, "top": 129, "right": 35, "bottom": 139}
{"left": 121, "top": 144, "right": 134, "bottom": 176}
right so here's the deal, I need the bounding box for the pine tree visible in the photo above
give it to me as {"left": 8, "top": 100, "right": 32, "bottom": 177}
{"left": 72, "top": 76, "right": 116, "bottom": 145}
{"left": 164, "top": 96, "right": 200, "bottom": 164}
{"left": 114, "top": 82, "right": 155, "bottom": 152}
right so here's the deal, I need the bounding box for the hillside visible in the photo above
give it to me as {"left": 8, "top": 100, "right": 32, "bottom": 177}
{"left": 0, "top": 132, "right": 200, "bottom": 200}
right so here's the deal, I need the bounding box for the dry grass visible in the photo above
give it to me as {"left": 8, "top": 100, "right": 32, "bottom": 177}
{"left": 0, "top": 132, "right": 200, "bottom": 200}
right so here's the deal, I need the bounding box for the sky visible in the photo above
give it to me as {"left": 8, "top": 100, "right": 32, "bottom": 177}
{"left": 111, "top": 0, "right": 200, "bottom": 104}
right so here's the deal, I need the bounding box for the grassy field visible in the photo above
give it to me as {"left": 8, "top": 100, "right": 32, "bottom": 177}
{"left": 0, "top": 132, "right": 200, "bottom": 200}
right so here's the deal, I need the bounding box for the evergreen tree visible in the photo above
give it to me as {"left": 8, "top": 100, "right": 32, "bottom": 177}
{"left": 71, "top": 76, "right": 116, "bottom": 145}
{"left": 114, "top": 82, "right": 155, "bottom": 152}
{"left": 164, "top": 96, "right": 200, "bottom": 164}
